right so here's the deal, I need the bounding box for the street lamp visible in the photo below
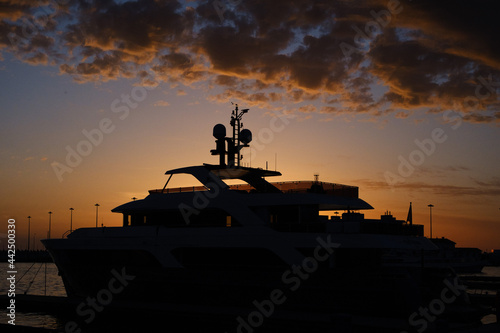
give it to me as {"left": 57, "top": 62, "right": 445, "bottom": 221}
{"left": 95, "top": 204, "right": 100, "bottom": 228}
{"left": 69, "top": 208, "right": 74, "bottom": 233}
{"left": 48, "top": 211, "right": 52, "bottom": 239}
{"left": 428, "top": 204, "right": 434, "bottom": 239}
{"left": 27, "top": 216, "right": 31, "bottom": 251}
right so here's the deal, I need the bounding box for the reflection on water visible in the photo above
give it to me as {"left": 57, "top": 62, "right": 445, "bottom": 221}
{"left": 0, "top": 262, "right": 66, "bottom": 297}
{"left": 460, "top": 266, "right": 500, "bottom": 325}
{"left": 461, "top": 266, "right": 500, "bottom": 278}
{"left": 1, "top": 312, "right": 62, "bottom": 329}
{"left": 461, "top": 266, "right": 500, "bottom": 296}
{"left": 1, "top": 263, "right": 499, "bottom": 331}
{"left": 0, "top": 262, "right": 66, "bottom": 329}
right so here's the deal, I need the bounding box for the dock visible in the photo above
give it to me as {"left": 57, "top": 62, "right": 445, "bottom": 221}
{"left": 461, "top": 276, "right": 500, "bottom": 290}
{"left": 462, "top": 275, "right": 500, "bottom": 308}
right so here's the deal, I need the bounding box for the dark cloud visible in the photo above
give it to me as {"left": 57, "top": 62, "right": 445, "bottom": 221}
{"left": 399, "top": 0, "right": 500, "bottom": 70}
{"left": 1, "top": 0, "right": 499, "bottom": 124}
{"left": 474, "top": 177, "right": 500, "bottom": 188}
{"left": 0, "top": 0, "right": 34, "bottom": 20}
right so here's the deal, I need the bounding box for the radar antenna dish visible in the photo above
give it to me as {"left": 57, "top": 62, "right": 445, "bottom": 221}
{"left": 240, "top": 129, "right": 252, "bottom": 144}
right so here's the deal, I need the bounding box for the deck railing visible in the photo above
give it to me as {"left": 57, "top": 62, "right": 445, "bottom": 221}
{"left": 149, "top": 181, "right": 359, "bottom": 198}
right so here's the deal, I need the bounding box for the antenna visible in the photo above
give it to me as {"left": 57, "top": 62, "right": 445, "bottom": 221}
{"left": 230, "top": 104, "right": 251, "bottom": 167}
{"left": 211, "top": 105, "right": 252, "bottom": 167}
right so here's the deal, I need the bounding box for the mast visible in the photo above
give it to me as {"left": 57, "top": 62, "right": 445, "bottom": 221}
{"left": 230, "top": 104, "right": 249, "bottom": 167}
{"left": 211, "top": 104, "right": 252, "bottom": 167}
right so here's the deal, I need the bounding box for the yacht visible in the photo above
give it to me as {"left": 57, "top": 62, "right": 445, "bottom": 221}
{"left": 42, "top": 106, "right": 481, "bottom": 331}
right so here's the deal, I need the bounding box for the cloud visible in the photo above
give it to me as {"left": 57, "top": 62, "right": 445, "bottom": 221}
{"left": 0, "top": 1, "right": 35, "bottom": 21}
{"left": 473, "top": 176, "right": 500, "bottom": 188}
{"left": 395, "top": 111, "right": 411, "bottom": 119}
{"left": 1, "top": 0, "right": 499, "bottom": 123}
{"left": 356, "top": 179, "right": 500, "bottom": 196}
{"left": 411, "top": 165, "right": 472, "bottom": 179}
{"left": 355, "top": 171, "right": 500, "bottom": 197}
{"left": 153, "top": 100, "right": 170, "bottom": 107}
{"left": 298, "top": 104, "right": 317, "bottom": 114}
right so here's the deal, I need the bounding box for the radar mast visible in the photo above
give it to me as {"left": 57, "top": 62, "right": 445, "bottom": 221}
{"left": 211, "top": 104, "right": 252, "bottom": 167}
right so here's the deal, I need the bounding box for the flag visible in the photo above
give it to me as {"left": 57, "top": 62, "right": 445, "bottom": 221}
{"left": 406, "top": 202, "right": 412, "bottom": 225}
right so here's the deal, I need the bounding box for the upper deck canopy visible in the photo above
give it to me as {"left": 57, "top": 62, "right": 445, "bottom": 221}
{"left": 164, "top": 164, "right": 283, "bottom": 193}
{"left": 166, "top": 164, "right": 281, "bottom": 179}
{"left": 203, "top": 164, "right": 282, "bottom": 179}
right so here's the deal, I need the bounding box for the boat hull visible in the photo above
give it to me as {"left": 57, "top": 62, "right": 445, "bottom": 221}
{"left": 41, "top": 237, "right": 468, "bottom": 319}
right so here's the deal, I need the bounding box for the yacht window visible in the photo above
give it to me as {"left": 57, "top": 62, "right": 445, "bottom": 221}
{"left": 130, "top": 209, "right": 241, "bottom": 227}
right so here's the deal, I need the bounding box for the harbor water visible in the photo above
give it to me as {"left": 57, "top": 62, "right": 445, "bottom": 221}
{"left": 1, "top": 263, "right": 499, "bottom": 331}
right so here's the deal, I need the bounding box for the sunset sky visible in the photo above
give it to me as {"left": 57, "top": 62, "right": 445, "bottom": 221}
{"left": 1, "top": 0, "right": 499, "bottom": 251}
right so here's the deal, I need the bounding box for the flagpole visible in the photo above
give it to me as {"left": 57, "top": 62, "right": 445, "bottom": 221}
{"left": 406, "top": 202, "right": 412, "bottom": 226}
{"left": 428, "top": 204, "right": 434, "bottom": 239}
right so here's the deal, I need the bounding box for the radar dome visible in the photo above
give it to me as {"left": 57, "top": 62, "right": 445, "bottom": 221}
{"left": 213, "top": 124, "right": 226, "bottom": 139}
{"left": 240, "top": 129, "right": 252, "bottom": 144}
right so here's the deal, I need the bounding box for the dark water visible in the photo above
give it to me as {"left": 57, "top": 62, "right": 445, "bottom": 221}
{"left": 1, "top": 263, "right": 499, "bottom": 331}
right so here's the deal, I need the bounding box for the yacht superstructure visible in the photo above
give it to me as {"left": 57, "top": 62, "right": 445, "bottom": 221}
{"left": 42, "top": 106, "right": 480, "bottom": 330}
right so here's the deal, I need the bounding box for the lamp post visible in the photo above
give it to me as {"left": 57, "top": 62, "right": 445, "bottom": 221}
{"left": 69, "top": 208, "right": 74, "bottom": 233}
{"left": 428, "top": 204, "right": 434, "bottom": 239}
{"left": 95, "top": 204, "right": 100, "bottom": 228}
{"left": 27, "top": 216, "right": 31, "bottom": 251}
{"left": 48, "top": 211, "right": 52, "bottom": 239}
